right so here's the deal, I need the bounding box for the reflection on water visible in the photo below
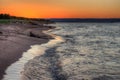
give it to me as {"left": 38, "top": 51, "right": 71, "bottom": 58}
{"left": 50, "top": 23, "right": 120, "bottom": 80}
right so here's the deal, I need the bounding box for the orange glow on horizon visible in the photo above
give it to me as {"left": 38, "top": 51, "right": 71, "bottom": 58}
{"left": 1, "top": 4, "right": 74, "bottom": 18}
{"left": 0, "top": 0, "right": 120, "bottom": 18}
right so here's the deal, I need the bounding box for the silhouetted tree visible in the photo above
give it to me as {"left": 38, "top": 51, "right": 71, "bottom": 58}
{"left": 0, "top": 14, "right": 27, "bottom": 19}
{"left": 0, "top": 14, "right": 11, "bottom": 19}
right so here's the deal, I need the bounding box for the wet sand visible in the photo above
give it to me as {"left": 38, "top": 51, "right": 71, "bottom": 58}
{"left": 0, "top": 23, "right": 54, "bottom": 79}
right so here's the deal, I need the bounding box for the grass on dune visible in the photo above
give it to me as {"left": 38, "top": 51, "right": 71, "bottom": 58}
{"left": 0, "top": 19, "right": 28, "bottom": 24}
{"left": 0, "top": 19, "right": 10, "bottom": 24}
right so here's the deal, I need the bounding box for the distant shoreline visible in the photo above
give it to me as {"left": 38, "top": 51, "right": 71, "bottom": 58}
{"left": 49, "top": 18, "right": 120, "bottom": 23}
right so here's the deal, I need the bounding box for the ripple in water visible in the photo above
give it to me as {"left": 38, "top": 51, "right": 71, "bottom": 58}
{"left": 2, "top": 27, "right": 65, "bottom": 80}
{"left": 3, "top": 23, "right": 120, "bottom": 80}
{"left": 50, "top": 23, "right": 120, "bottom": 80}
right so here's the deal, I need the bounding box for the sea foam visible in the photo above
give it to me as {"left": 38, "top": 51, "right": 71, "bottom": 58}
{"left": 2, "top": 26, "right": 64, "bottom": 80}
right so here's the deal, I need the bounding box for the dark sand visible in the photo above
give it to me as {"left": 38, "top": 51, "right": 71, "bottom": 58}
{"left": 0, "top": 22, "right": 54, "bottom": 79}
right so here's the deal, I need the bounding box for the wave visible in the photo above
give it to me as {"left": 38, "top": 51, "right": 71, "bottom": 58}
{"left": 3, "top": 23, "right": 120, "bottom": 80}
{"left": 2, "top": 27, "right": 65, "bottom": 80}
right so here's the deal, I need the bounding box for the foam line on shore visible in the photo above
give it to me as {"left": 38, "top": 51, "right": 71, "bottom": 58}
{"left": 2, "top": 27, "right": 65, "bottom": 80}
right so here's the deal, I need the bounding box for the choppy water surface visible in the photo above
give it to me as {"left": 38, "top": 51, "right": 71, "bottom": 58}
{"left": 4, "top": 23, "right": 120, "bottom": 80}
{"left": 50, "top": 23, "right": 120, "bottom": 80}
{"left": 3, "top": 27, "right": 64, "bottom": 80}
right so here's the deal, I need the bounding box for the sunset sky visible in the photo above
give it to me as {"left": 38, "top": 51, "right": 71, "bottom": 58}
{"left": 0, "top": 0, "right": 120, "bottom": 18}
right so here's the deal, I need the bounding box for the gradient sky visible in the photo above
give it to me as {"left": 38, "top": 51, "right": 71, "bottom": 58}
{"left": 0, "top": 0, "right": 120, "bottom": 18}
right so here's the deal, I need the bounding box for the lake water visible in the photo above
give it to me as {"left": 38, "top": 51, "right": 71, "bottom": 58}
{"left": 49, "top": 23, "right": 120, "bottom": 80}
{"left": 3, "top": 23, "right": 120, "bottom": 80}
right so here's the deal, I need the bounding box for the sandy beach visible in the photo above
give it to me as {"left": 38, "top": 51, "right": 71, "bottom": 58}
{"left": 0, "top": 21, "right": 54, "bottom": 79}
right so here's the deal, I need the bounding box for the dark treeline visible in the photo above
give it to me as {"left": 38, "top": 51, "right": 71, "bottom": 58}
{"left": 0, "top": 14, "right": 11, "bottom": 19}
{"left": 0, "top": 14, "right": 28, "bottom": 19}
{"left": 0, "top": 14, "right": 53, "bottom": 23}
